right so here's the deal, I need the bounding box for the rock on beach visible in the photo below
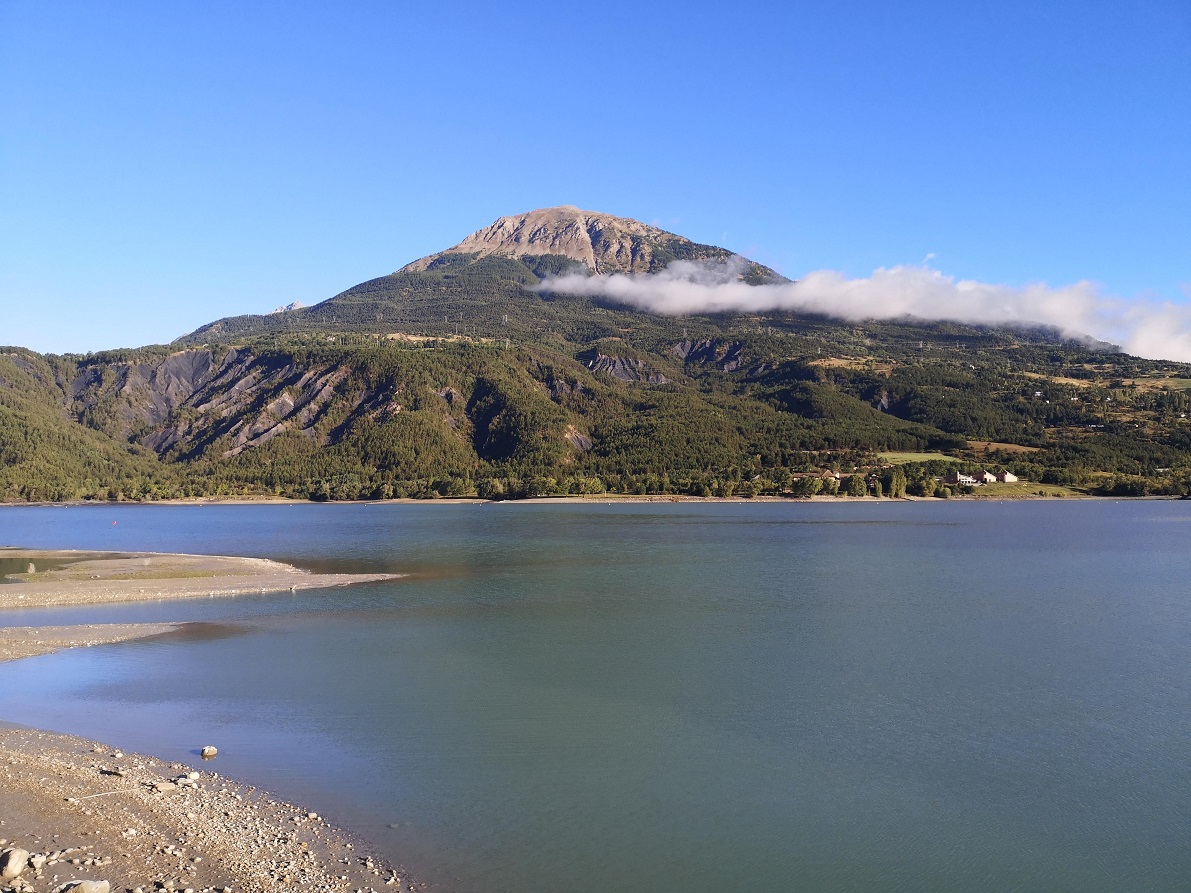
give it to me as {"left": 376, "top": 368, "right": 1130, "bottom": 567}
{"left": 0, "top": 847, "right": 30, "bottom": 879}
{"left": 59, "top": 881, "right": 110, "bottom": 893}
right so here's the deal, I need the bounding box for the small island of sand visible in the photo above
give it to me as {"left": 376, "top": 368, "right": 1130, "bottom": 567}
{"left": 0, "top": 548, "right": 399, "bottom": 611}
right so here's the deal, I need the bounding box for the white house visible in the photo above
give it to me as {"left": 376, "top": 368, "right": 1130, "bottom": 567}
{"left": 943, "top": 471, "right": 978, "bottom": 487}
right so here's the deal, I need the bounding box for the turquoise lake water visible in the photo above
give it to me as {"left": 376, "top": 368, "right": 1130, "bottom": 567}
{"left": 1, "top": 501, "right": 1190, "bottom": 892}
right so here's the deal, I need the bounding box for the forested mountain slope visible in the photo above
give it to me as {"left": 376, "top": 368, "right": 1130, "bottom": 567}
{"left": 0, "top": 350, "right": 169, "bottom": 501}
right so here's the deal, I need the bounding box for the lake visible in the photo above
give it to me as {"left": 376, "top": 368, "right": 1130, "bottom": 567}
{"left": 1, "top": 500, "right": 1189, "bottom": 892}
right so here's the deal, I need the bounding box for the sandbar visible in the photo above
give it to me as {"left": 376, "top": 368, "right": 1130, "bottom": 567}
{"left": 0, "top": 548, "right": 400, "bottom": 610}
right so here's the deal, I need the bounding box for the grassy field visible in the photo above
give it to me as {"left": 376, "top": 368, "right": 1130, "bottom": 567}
{"left": 878, "top": 451, "right": 961, "bottom": 465}
{"left": 967, "top": 481, "right": 1086, "bottom": 498}
{"left": 966, "top": 440, "right": 1043, "bottom": 454}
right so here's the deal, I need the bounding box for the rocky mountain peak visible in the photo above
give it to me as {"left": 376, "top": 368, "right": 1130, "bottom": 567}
{"left": 399, "top": 206, "right": 703, "bottom": 275}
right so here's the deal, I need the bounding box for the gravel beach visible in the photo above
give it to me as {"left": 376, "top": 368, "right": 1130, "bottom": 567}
{"left": 0, "top": 726, "right": 415, "bottom": 893}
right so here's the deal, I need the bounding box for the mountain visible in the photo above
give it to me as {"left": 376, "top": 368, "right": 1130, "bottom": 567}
{"left": 5, "top": 206, "right": 1191, "bottom": 502}
{"left": 179, "top": 206, "right": 780, "bottom": 346}
{"left": 399, "top": 205, "right": 782, "bottom": 277}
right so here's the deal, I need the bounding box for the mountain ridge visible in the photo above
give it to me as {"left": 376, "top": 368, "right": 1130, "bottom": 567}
{"left": 398, "top": 205, "right": 783, "bottom": 279}
{"left": 178, "top": 206, "right": 783, "bottom": 346}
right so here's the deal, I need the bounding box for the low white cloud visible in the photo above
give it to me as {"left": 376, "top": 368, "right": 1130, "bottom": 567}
{"left": 537, "top": 259, "right": 1191, "bottom": 362}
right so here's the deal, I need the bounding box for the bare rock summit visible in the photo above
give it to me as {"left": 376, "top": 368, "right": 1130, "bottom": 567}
{"left": 400, "top": 205, "right": 755, "bottom": 276}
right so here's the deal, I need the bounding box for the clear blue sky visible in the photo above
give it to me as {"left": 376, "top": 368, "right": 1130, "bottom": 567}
{"left": 2, "top": 0, "right": 1188, "bottom": 353}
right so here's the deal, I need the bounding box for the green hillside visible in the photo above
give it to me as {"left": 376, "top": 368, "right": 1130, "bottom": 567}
{"left": 0, "top": 350, "right": 172, "bottom": 501}
{"left": 179, "top": 252, "right": 777, "bottom": 348}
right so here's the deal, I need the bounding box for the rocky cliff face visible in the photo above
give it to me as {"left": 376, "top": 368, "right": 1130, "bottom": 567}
{"left": 67, "top": 349, "right": 365, "bottom": 459}
{"left": 583, "top": 352, "right": 670, "bottom": 384}
{"left": 59, "top": 339, "right": 676, "bottom": 467}
{"left": 672, "top": 339, "right": 748, "bottom": 372}
{"left": 70, "top": 350, "right": 219, "bottom": 438}
{"left": 400, "top": 205, "right": 737, "bottom": 275}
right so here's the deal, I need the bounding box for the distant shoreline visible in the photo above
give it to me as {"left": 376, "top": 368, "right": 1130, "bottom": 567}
{"left": 4, "top": 491, "right": 1167, "bottom": 510}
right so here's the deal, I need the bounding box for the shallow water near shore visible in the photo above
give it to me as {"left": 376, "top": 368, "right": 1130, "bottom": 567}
{"left": 2, "top": 501, "right": 1191, "bottom": 892}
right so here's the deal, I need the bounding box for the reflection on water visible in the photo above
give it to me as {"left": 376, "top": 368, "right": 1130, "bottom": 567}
{"left": 1, "top": 501, "right": 1191, "bottom": 892}
{"left": 0, "top": 555, "right": 78, "bottom": 582}
{"left": 137, "top": 621, "right": 252, "bottom": 644}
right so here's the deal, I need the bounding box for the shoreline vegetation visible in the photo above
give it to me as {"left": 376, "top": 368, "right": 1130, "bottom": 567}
{"left": 5, "top": 487, "right": 1167, "bottom": 510}
{"left": 0, "top": 550, "right": 413, "bottom": 893}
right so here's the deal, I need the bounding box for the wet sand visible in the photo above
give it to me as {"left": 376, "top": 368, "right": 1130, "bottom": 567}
{"left": 0, "top": 622, "right": 181, "bottom": 662}
{"left": 0, "top": 550, "right": 415, "bottom": 893}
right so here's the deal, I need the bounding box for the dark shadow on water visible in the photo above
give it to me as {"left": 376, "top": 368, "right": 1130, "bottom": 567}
{"left": 136, "top": 621, "right": 253, "bottom": 644}
{"left": 279, "top": 555, "right": 402, "bottom": 576}
{"left": 280, "top": 555, "right": 611, "bottom": 583}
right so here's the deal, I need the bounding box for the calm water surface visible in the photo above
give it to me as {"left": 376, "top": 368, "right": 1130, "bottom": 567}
{"left": 1, "top": 501, "right": 1189, "bottom": 892}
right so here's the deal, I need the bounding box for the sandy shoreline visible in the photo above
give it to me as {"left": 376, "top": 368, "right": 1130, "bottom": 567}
{"left": 0, "top": 550, "right": 414, "bottom": 893}
{"left": 0, "top": 622, "right": 182, "bottom": 663}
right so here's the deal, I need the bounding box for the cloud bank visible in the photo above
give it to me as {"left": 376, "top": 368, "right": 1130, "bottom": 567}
{"left": 537, "top": 259, "right": 1191, "bottom": 362}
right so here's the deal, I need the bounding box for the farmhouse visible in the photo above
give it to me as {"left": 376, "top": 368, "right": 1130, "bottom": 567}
{"left": 942, "top": 470, "right": 1022, "bottom": 487}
